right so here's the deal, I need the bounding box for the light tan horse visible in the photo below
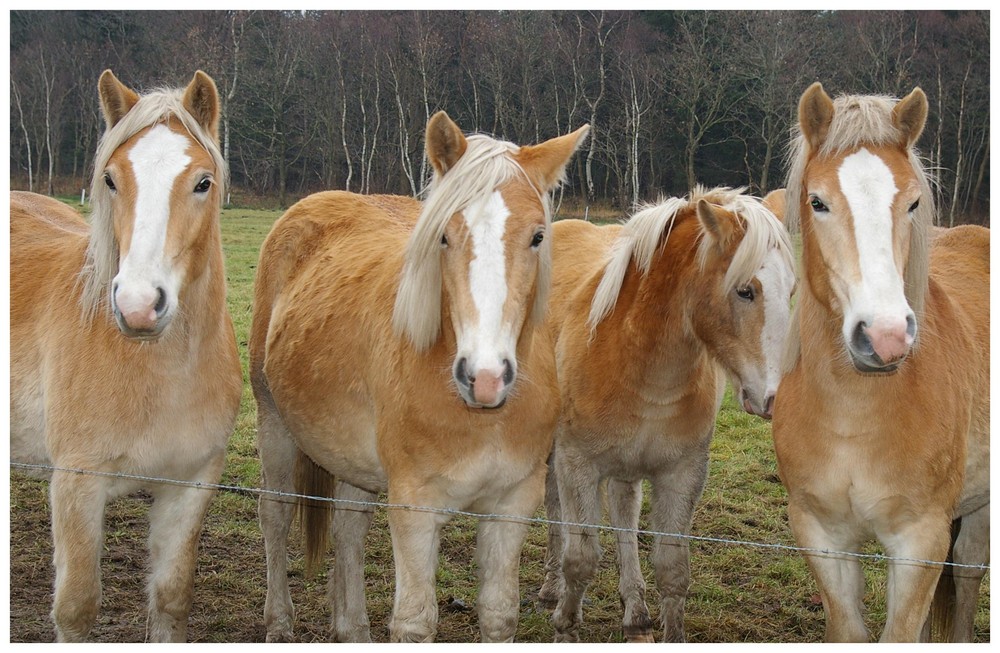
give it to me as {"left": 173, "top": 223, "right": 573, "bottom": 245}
{"left": 9, "top": 71, "right": 242, "bottom": 641}
{"left": 772, "top": 83, "right": 989, "bottom": 642}
{"left": 536, "top": 187, "right": 796, "bottom": 641}
{"left": 250, "top": 112, "right": 588, "bottom": 642}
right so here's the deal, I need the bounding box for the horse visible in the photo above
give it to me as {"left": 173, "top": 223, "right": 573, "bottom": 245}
{"left": 9, "top": 70, "right": 242, "bottom": 641}
{"left": 772, "top": 83, "right": 989, "bottom": 642}
{"left": 535, "top": 186, "right": 796, "bottom": 642}
{"left": 249, "top": 112, "right": 589, "bottom": 642}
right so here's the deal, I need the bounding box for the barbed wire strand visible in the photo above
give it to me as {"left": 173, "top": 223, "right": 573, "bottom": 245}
{"left": 9, "top": 461, "right": 990, "bottom": 572}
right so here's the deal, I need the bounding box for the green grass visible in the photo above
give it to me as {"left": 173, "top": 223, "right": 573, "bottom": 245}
{"left": 8, "top": 202, "right": 990, "bottom": 643}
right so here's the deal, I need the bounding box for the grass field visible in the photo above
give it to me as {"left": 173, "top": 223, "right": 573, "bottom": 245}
{"left": 8, "top": 202, "right": 990, "bottom": 642}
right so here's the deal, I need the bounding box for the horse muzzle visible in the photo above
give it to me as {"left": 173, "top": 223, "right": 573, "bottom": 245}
{"left": 111, "top": 282, "right": 173, "bottom": 341}
{"left": 453, "top": 356, "right": 515, "bottom": 409}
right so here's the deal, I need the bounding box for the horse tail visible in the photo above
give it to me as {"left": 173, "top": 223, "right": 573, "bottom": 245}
{"left": 928, "top": 518, "right": 960, "bottom": 642}
{"left": 295, "top": 449, "right": 335, "bottom": 577}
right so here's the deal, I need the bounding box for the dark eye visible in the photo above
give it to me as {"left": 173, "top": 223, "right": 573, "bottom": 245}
{"left": 736, "top": 286, "right": 755, "bottom": 301}
{"left": 194, "top": 177, "right": 212, "bottom": 193}
{"left": 440, "top": 234, "right": 449, "bottom": 248}
{"left": 103, "top": 173, "right": 116, "bottom": 192}
{"left": 809, "top": 197, "right": 828, "bottom": 212}
{"left": 908, "top": 199, "right": 920, "bottom": 213}
{"left": 531, "top": 231, "right": 545, "bottom": 248}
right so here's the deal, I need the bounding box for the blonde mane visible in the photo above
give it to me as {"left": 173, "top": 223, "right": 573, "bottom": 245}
{"left": 80, "top": 87, "right": 227, "bottom": 321}
{"left": 782, "top": 93, "right": 934, "bottom": 370}
{"left": 589, "top": 186, "right": 793, "bottom": 329}
{"left": 392, "top": 134, "right": 552, "bottom": 351}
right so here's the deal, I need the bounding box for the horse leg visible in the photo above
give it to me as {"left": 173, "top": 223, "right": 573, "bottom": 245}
{"left": 537, "top": 449, "right": 564, "bottom": 610}
{"left": 879, "top": 514, "right": 954, "bottom": 642}
{"left": 648, "top": 446, "right": 708, "bottom": 643}
{"left": 947, "top": 504, "right": 989, "bottom": 642}
{"left": 145, "top": 455, "right": 225, "bottom": 642}
{"left": 550, "top": 446, "right": 602, "bottom": 643}
{"left": 49, "top": 469, "right": 107, "bottom": 642}
{"left": 607, "top": 478, "right": 653, "bottom": 642}
{"left": 386, "top": 497, "right": 448, "bottom": 642}
{"left": 329, "top": 480, "right": 375, "bottom": 642}
{"left": 256, "top": 400, "right": 299, "bottom": 642}
{"left": 787, "top": 502, "right": 868, "bottom": 642}
{"left": 474, "top": 470, "right": 543, "bottom": 642}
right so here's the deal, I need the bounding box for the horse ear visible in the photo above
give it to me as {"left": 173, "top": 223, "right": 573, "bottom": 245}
{"left": 426, "top": 111, "right": 468, "bottom": 175}
{"left": 762, "top": 189, "right": 786, "bottom": 223}
{"left": 697, "top": 199, "right": 736, "bottom": 249}
{"left": 182, "top": 70, "right": 221, "bottom": 141}
{"left": 892, "top": 87, "right": 928, "bottom": 149}
{"left": 798, "top": 82, "right": 835, "bottom": 152}
{"left": 98, "top": 70, "right": 140, "bottom": 130}
{"left": 516, "top": 124, "right": 590, "bottom": 193}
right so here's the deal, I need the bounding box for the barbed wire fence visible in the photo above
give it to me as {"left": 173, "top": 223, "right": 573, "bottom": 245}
{"left": 10, "top": 461, "right": 990, "bottom": 573}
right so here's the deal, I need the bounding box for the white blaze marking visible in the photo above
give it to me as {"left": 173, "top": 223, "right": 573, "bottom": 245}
{"left": 114, "top": 125, "right": 191, "bottom": 314}
{"left": 461, "top": 191, "right": 511, "bottom": 371}
{"left": 837, "top": 149, "right": 910, "bottom": 325}
{"left": 758, "top": 249, "right": 795, "bottom": 392}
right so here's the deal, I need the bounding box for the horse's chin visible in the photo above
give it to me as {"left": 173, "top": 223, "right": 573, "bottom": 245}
{"left": 847, "top": 350, "right": 904, "bottom": 376}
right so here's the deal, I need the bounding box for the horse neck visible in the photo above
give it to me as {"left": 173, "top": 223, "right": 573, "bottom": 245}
{"left": 611, "top": 236, "right": 711, "bottom": 383}
{"left": 172, "top": 218, "right": 230, "bottom": 342}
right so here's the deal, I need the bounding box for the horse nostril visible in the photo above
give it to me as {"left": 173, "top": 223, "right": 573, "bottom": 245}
{"left": 154, "top": 287, "right": 167, "bottom": 316}
{"left": 852, "top": 321, "right": 874, "bottom": 357}
{"left": 455, "top": 357, "right": 470, "bottom": 387}
{"left": 764, "top": 394, "right": 775, "bottom": 415}
{"left": 502, "top": 359, "right": 514, "bottom": 385}
{"left": 905, "top": 313, "right": 917, "bottom": 340}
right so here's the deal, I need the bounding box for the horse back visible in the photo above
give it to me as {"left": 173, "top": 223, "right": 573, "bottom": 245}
{"left": 549, "top": 219, "right": 620, "bottom": 329}
{"left": 249, "top": 191, "right": 418, "bottom": 397}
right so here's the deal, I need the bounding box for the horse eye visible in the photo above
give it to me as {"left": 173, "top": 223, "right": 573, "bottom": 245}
{"left": 736, "top": 286, "right": 755, "bottom": 301}
{"left": 194, "top": 177, "right": 212, "bottom": 193}
{"left": 809, "top": 197, "right": 828, "bottom": 212}
{"left": 440, "top": 234, "right": 449, "bottom": 248}
{"left": 531, "top": 231, "right": 544, "bottom": 248}
{"left": 908, "top": 199, "right": 920, "bottom": 213}
{"left": 103, "top": 173, "right": 116, "bottom": 192}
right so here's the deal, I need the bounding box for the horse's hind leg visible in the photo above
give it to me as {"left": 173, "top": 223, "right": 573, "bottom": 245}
{"left": 607, "top": 478, "right": 653, "bottom": 642}
{"left": 947, "top": 504, "right": 989, "bottom": 641}
{"left": 49, "top": 469, "right": 107, "bottom": 642}
{"left": 329, "top": 480, "right": 375, "bottom": 642}
{"left": 145, "top": 455, "right": 225, "bottom": 642}
{"left": 257, "top": 399, "right": 299, "bottom": 642}
{"left": 537, "top": 450, "right": 564, "bottom": 609}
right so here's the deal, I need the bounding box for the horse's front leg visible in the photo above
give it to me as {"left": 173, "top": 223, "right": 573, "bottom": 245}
{"left": 879, "top": 512, "right": 952, "bottom": 642}
{"left": 49, "top": 468, "right": 108, "bottom": 642}
{"left": 474, "top": 466, "right": 546, "bottom": 642}
{"left": 648, "top": 446, "right": 708, "bottom": 644}
{"left": 787, "top": 501, "right": 868, "bottom": 642}
{"left": 145, "top": 453, "right": 225, "bottom": 642}
{"left": 386, "top": 489, "right": 448, "bottom": 643}
{"left": 550, "top": 445, "right": 603, "bottom": 643}
{"left": 607, "top": 478, "right": 653, "bottom": 642}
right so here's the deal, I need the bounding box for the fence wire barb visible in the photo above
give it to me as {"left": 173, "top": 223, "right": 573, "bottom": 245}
{"left": 9, "top": 461, "right": 990, "bottom": 572}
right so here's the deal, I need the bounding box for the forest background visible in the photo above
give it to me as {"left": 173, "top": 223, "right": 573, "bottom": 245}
{"left": 9, "top": 10, "right": 990, "bottom": 225}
